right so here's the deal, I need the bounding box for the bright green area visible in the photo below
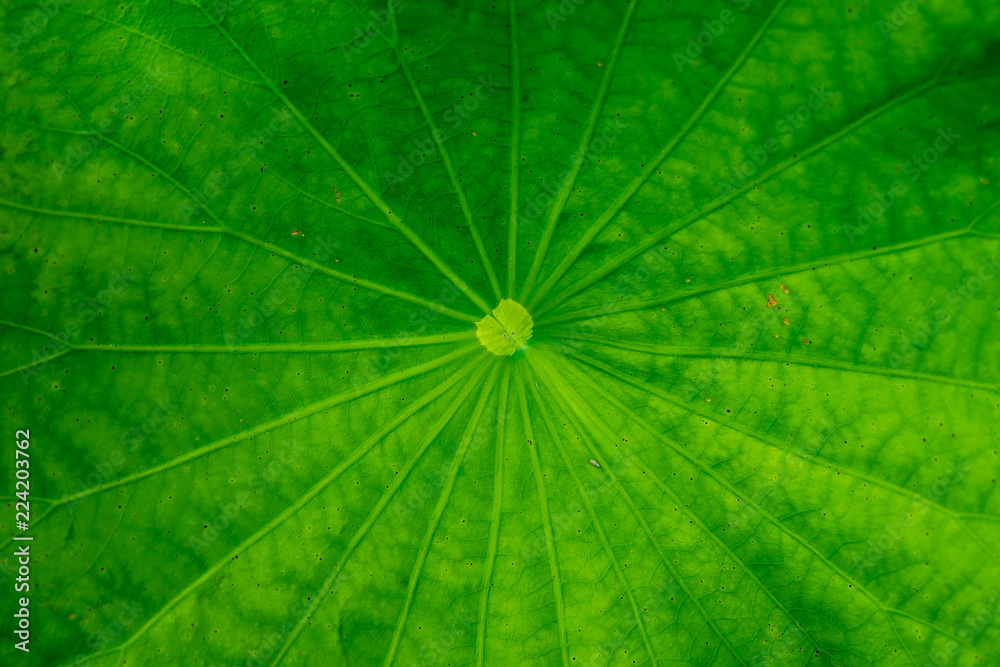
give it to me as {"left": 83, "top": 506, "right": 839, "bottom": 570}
{"left": 476, "top": 299, "right": 533, "bottom": 355}
{"left": 1, "top": 0, "right": 1000, "bottom": 665}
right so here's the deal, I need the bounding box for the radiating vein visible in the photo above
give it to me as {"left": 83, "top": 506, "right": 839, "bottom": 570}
{"left": 230, "top": 227, "right": 486, "bottom": 322}
{"left": 477, "top": 364, "right": 510, "bottom": 666}
{"left": 71, "top": 356, "right": 486, "bottom": 666}
{"left": 537, "top": 224, "right": 989, "bottom": 327}
{"left": 0, "top": 191, "right": 477, "bottom": 322}
{"left": 886, "top": 608, "right": 988, "bottom": 658}
{"left": 526, "top": 351, "right": 749, "bottom": 666}
{"left": 188, "top": 0, "right": 493, "bottom": 315}
{"left": 964, "top": 193, "right": 1000, "bottom": 231}
{"left": 525, "top": 0, "right": 794, "bottom": 311}
{"left": 0, "top": 348, "right": 73, "bottom": 379}
{"left": 0, "top": 196, "right": 225, "bottom": 233}
{"left": 551, "top": 333, "right": 999, "bottom": 392}
{"left": 3, "top": 4, "right": 997, "bottom": 667}
{"left": 41, "top": 345, "right": 478, "bottom": 510}
{"left": 266, "top": 363, "right": 494, "bottom": 667}
{"left": 537, "top": 353, "right": 839, "bottom": 665}
{"left": 523, "top": 366, "right": 657, "bottom": 666}
{"left": 382, "top": 8, "right": 503, "bottom": 302}
{"left": 536, "top": 350, "right": 922, "bottom": 665}
{"left": 257, "top": 164, "right": 392, "bottom": 229}
{"left": 507, "top": 0, "right": 522, "bottom": 298}
{"left": 532, "top": 67, "right": 1000, "bottom": 317}
{"left": 546, "top": 349, "right": 991, "bottom": 664}
{"left": 515, "top": 372, "right": 570, "bottom": 666}
{"left": 64, "top": 7, "right": 267, "bottom": 86}
{"left": 69, "top": 333, "right": 474, "bottom": 353}
{"left": 558, "top": 345, "right": 997, "bottom": 556}
{"left": 383, "top": 362, "right": 501, "bottom": 667}
{"left": 518, "top": 0, "right": 639, "bottom": 302}
{"left": 932, "top": 23, "right": 975, "bottom": 80}
{"left": 0, "top": 320, "right": 476, "bottom": 379}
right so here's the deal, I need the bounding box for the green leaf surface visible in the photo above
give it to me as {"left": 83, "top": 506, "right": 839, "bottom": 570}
{"left": 2, "top": 0, "right": 999, "bottom": 665}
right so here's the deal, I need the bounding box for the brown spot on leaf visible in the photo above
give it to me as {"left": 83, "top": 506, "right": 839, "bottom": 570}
{"left": 766, "top": 294, "right": 778, "bottom": 308}
{"left": 780, "top": 283, "right": 790, "bottom": 294}
{"left": 783, "top": 317, "right": 789, "bottom": 325}
{"left": 802, "top": 339, "right": 812, "bottom": 345}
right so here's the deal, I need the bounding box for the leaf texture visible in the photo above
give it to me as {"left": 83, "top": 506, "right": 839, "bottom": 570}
{"left": 1, "top": 0, "right": 999, "bottom": 665}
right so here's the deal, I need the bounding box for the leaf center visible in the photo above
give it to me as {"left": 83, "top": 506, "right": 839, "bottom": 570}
{"left": 475, "top": 299, "right": 533, "bottom": 356}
